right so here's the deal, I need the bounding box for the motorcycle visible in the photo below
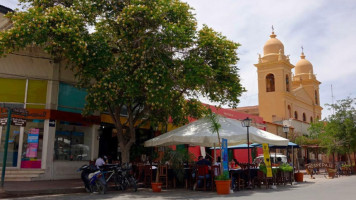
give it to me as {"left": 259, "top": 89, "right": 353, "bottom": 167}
{"left": 78, "top": 165, "right": 107, "bottom": 194}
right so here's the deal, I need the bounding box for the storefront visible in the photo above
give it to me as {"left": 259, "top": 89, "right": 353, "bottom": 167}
{"left": 0, "top": 77, "right": 101, "bottom": 180}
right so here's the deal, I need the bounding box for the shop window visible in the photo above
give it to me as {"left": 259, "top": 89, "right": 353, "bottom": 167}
{"left": 0, "top": 78, "right": 26, "bottom": 103}
{"left": 54, "top": 121, "right": 92, "bottom": 161}
{"left": 294, "top": 111, "right": 298, "bottom": 120}
{"left": 26, "top": 80, "right": 47, "bottom": 109}
{"left": 0, "top": 125, "right": 21, "bottom": 167}
{"left": 21, "top": 120, "right": 44, "bottom": 168}
{"left": 266, "top": 74, "right": 275, "bottom": 92}
{"left": 286, "top": 75, "right": 290, "bottom": 92}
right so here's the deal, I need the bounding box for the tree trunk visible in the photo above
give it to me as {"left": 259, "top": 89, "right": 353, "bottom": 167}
{"left": 121, "top": 145, "right": 131, "bottom": 164}
{"left": 332, "top": 152, "right": 335, "bottom": 168}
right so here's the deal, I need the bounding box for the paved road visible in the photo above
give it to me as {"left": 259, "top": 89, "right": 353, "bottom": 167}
{"left": 5, "top": 176, "right": 356, "bottom": 200}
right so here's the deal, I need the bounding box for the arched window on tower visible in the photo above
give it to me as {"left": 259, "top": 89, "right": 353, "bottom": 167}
{"left": 286, "top": 75, "right": 290, "bottom": 92}
{"left": 303, "top": 113, "right": 306, "bottom": 122}
{"left": 315, "top": 90, "right": 318, "bottom": 105}
{"left": 287, "top": 105, "right": 291, "bottom": 118}
{"left": 317, "top": 116, "right": 320, "bottom": 121}
{"left": 266, "top": 74, "right": 275, "bottom": 92}
{"left": 294, "top": 111, "right": 298, "bottom": 120}
{"left": 310, "top": 117, "right": 313, "bottom": 123}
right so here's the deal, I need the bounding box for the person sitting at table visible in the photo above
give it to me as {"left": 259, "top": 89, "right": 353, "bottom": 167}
{"left": 197, "top": 155, "right": 212, "bottom": 166}
{"left": 276, "top": 157, "right": 283, "bottom": 165}
{"left": 230, "top": 158, "right": 242, "bottom": 190}
{"left": 194, "top": 156, "right": 212, "bottom": 190}
{"left": 214, "top": 156, "right": 221, "bottom": 166}
{"left": 95, "top": 155, "right": 106, "bottom": 169}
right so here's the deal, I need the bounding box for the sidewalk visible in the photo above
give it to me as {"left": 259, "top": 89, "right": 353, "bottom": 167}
{"left": 0, "top": 179, "right": 85, "bottom": 198}
{"left": 0, "top": 171, "right": 342, "bottom": 198}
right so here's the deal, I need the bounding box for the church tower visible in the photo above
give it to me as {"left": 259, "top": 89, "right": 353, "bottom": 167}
{"left": 254, "top": 29, "right": 322, "bottom": 123}
{"left": 292, "top": 50, "right": 322, "bottom": 121}
{"left": 254, "top": 30, "right": 295, "bottom": 123}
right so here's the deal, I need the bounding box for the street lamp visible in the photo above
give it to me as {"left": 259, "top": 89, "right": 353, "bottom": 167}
{"left": 283, "top": 125, "right": 290, "bottom": 161}
{"left": 283, "top": 125, "right": 289, "bottom": 139}
{"left": 242, "top": 117, "right": 252, "bottom": 188}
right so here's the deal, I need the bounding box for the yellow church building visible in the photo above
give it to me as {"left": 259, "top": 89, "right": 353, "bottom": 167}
{"left": 237, "top": 30, "right": 322, "bottom": 139}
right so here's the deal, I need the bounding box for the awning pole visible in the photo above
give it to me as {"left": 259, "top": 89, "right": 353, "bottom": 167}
{"left": 292, "top": 146, "right": 295, "bottom": 182}
{"left": 213, "top": 143, "right": 216, "bottom": 163}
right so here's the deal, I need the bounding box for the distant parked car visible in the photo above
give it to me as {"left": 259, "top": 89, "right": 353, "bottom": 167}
{"left": 253, "top": 154, "right": 287, "bottom": 166}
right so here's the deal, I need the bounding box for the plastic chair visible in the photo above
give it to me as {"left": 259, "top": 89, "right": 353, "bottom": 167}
{"left": 195, "top": 165, "right": 210, "bottom": 191}
{"left": 144, "top": 165, "right": 153, "bottom": 187}
{"left": 158, "top": 165, "right": 168, "bottom": 188}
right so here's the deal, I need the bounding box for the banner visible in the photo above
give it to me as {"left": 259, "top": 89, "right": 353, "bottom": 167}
{"left": 26, "top": 128, "right": 39, "bottom": 158}
{"left": 222, "top": 138, "right": 228, "bottom": 172}
{"left": 262, "top": 143, "right": 273, "bottom": 178}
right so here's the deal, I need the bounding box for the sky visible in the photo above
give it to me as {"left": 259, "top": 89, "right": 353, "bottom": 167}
{"left": 2, "top": 0, "right": 356, "bottom": 119}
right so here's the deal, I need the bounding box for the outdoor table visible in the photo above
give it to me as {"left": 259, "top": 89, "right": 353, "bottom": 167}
{"left": 229, "top": 168, "right": 259, "bottom": 190}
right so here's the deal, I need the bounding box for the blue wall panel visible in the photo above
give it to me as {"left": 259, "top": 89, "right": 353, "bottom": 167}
{"left": 58, "top": 83, "right": 87, "bottom": 113}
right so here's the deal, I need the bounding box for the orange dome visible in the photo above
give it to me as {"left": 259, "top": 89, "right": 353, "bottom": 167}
{"left": 263, "top": 32, "right": 284, "bottom": 55}
{"left": 295, "top": 53, "right": 313, "bottom": 75}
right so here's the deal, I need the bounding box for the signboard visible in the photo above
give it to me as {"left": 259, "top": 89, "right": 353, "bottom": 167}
{"left": 262, "top": 143, "right": 273, "bottom": 178}
{"left": 305, "top": 162, "right": 333, "bottom": 169}
{"left": 0, "top": 118, "right": 7, "bottom": 126}
{"left": 11, "top": 117, "right": 26, "bottom": 127}
{"left": 222, "top": 138, "right": 228, "bottom": 172}
{"left": 49, "top": 120, "right": 56, "bottom": 127}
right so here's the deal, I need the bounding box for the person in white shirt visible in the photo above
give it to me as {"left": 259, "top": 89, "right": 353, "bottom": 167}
{"left": 95, "top": 155, "right": 106, "bottom": 168}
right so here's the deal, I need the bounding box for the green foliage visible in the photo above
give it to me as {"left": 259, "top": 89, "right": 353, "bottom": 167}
{"left": 307, "top": 97, "right": 356, "bottom": 159}
{"left": 259, "top": 164, "right": 277, "bottom": 175}
{"left": 341, "top": 164, "right": 351, "bottom": 168}
{"left": 0, "top": 0, "right": 245, "bottom": 163}
{"left": 215, "top": 171, "right": 230, "bottom": 181}
{"left": 279, "top": 163, "right": 293, "bottom": 172}
{"left": 161, "top": 148, "right": 194, "bottom": 183}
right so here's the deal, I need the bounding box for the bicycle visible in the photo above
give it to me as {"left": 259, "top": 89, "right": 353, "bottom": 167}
{"left": 101, "top": 164, "right": 124, "bottom": 191}
{"left": 101, "top": 163, "right": 137, "bottom": 192}
{"left": 117, "top": 163, "right": 138, "bottom": 192}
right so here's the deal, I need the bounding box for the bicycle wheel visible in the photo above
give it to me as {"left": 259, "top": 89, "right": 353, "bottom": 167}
{"left": 114, "top": 174, "right": 125, "bottom": 191}
{"left": 95, "top": 179, "right": 107, "bottom": 194}
{"left": 128, "top": 176, "right": 138, "bottom": 192}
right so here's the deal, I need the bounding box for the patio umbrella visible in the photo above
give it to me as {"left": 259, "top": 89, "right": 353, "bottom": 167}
{"left": 144, "top": 117, "right": 289, "bottom": 147}
{"left": 209, "top": 143, "right": 260, "bottom": 149}
{"left": 252, "top": 142, "right": 300, "bottom": 149}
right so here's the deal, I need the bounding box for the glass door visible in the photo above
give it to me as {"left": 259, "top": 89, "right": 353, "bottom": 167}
{"left": 0, "top": 125, "right": 21, "bottom": 167}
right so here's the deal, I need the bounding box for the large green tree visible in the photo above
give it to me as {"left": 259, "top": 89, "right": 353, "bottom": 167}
{"left": 308, "top": 97, "right": 356, "bottom": 166}
{"left": 0, "top": 0, "right": 245, "bottom": 163}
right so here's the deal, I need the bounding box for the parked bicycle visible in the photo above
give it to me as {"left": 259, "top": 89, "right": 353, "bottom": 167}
{"left": 101, "top": 163, "right": 137, "bottom": 192}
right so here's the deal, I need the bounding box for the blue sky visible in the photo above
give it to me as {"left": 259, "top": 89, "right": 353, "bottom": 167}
{"left": 2, "top": 0, "right": 356, "bottom": 119}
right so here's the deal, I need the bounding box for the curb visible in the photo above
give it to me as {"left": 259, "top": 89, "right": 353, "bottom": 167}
{"left": 2, "top": 187, "right": 85, "bottom": 198}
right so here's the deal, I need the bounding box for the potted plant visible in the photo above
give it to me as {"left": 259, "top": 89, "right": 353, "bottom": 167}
{"left": 215, "top": 171, "right": 231, "bottom": 195}
{"left": 151, "top": 159, "right": 163, "bottom": 192}
{"left": 327, "top": 168, "right": 336, "bottom": 178}
{"left": 279, "top": 163, "right": 293, "bottom": 184}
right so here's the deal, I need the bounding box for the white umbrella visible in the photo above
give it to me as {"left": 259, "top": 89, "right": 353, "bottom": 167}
{"left": 144, "top": 117, "right": 288, "bottom": 147}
